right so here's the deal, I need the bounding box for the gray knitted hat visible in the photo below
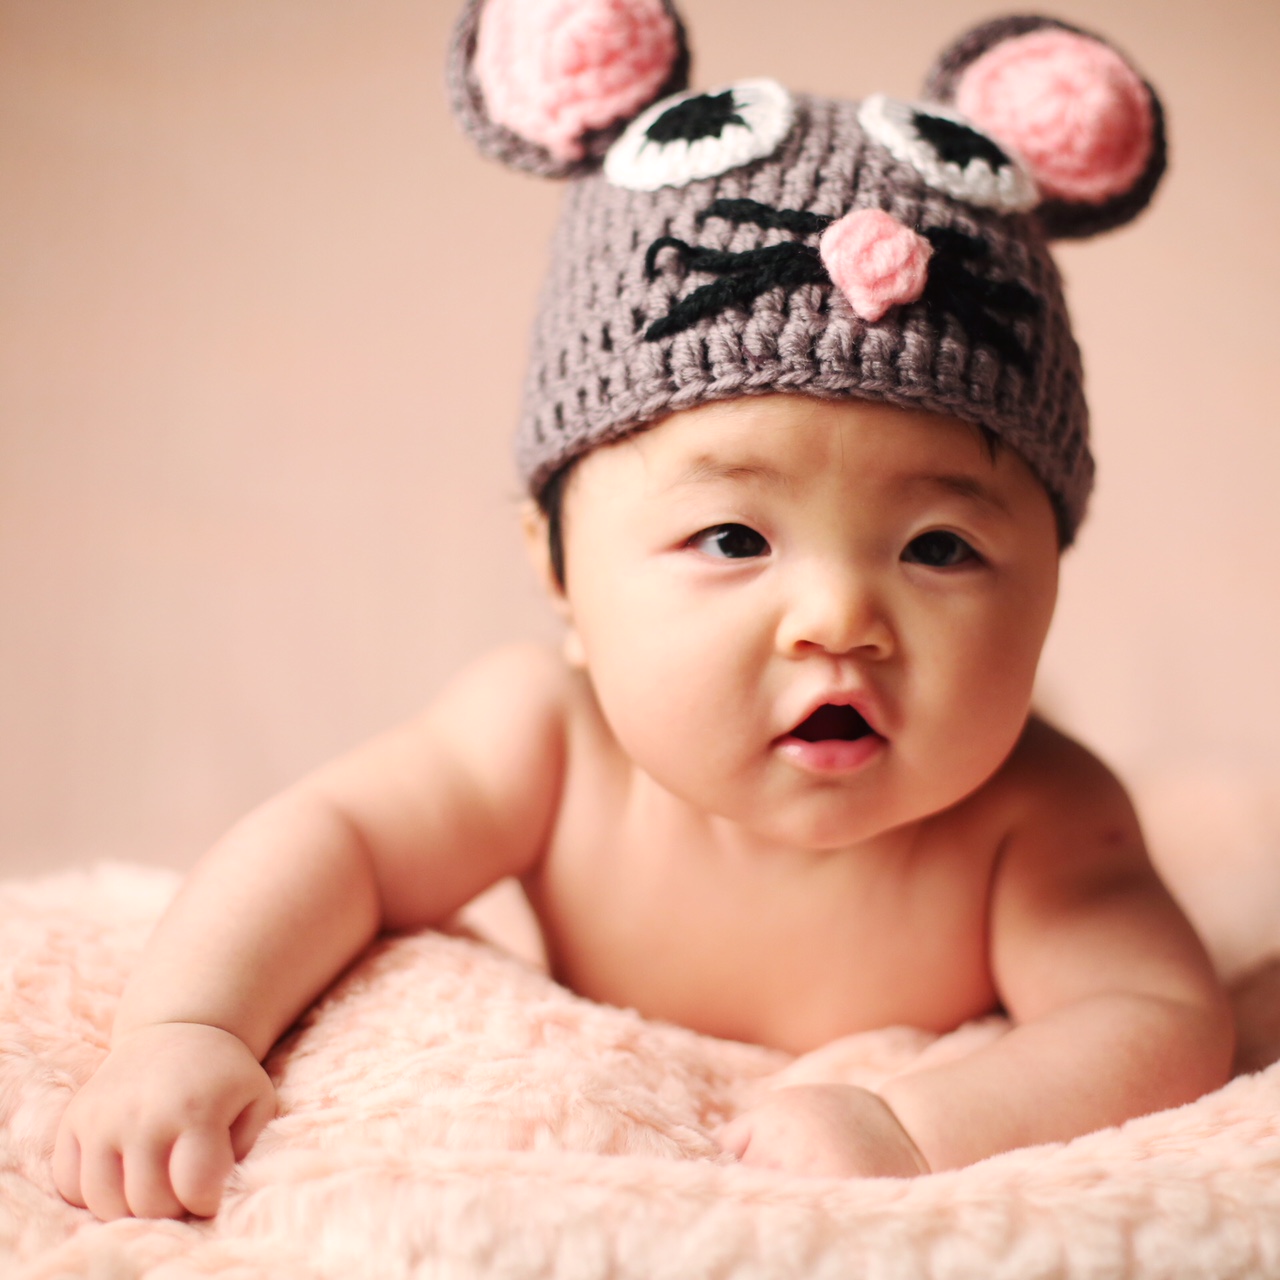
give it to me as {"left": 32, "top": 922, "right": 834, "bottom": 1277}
{"left": 448, "top": 3, "right": 1167, "bottom": 544}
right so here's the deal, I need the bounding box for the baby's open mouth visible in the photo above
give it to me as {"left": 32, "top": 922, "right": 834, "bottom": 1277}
{"left": 789, "top": 704, "right": 874, "bottom": 743}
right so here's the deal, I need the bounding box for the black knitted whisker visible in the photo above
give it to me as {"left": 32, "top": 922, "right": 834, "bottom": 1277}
{"left": 923, "top": 276, "right": 1034, "bottom": 369}
{"left": 645, "top": 237, "right": 812, "bottom": 282}
{"left": 645, "top": 237, "right": 701, "bottom": 279}
{"left": 927, "top": 258, "right": 1039, "bottom": 318}
{"left": 921, "top": 226, "right": 992, "bottom": 261}
{"left": 643, "top": 203, "right": 1042, "bottom": 365}
{"left": 696, "top": 198, "right": 834, "bottom": 238}
{"left": 920, "top": 225, "right": 1041, "bottom": 369}
{"left": 645, "top": 244, "right": 828, "bottom": 341}
{"left": 972, "top": 276, "right": 1041, "bottom": 317}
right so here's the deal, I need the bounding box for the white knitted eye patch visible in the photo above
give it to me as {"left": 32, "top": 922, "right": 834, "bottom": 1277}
{"left": 604, "top": 80, "right": 795, "bottom": 191}
{"left": 857, "top": 95, "right": 1039, "bottom": 213}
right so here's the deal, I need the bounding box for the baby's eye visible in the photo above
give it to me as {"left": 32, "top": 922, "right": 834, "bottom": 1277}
{"left": 901, "top": 530, "right": 979, "bottom": 568}
{"left": 690, "top": 523, "right": 770, "bottom": 560}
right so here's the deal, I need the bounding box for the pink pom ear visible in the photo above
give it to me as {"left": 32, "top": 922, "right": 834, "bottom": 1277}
{"left": 954, "top": 30, "right": 1154, "bottom": 206}
{"left": 473, "top": 0, "right": 680, "bottom": 165}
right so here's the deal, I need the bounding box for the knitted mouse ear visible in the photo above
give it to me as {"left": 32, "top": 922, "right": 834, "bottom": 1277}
{"left": 923, "top": 15, "right": 1167, "bottom": 239}
{"left": 447, "top": 0, "right": 691, "bottom": 180}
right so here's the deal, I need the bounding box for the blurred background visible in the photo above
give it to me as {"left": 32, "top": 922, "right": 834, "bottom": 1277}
{"left": 2, "top": 1, "right": 1278, "bottom": 900}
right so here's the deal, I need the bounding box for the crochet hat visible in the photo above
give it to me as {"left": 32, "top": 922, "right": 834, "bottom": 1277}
{"left": 448, "top": 3, "right": 1167, "bottom": 544}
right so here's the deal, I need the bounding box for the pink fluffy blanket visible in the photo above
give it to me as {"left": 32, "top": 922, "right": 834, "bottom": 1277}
{"left": 4, "top": 861, "right": 1280, "bottom": 1279}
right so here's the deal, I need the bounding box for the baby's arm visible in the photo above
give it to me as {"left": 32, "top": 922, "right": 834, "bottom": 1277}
{"left": 877, "top": 726, "right": 1234, "bottom": 1172}
{"left": 723, "top": 723, "right": 1233, "bottom": 1178}
{"left": 53, "top": 643, "right": 569, "bottom": 1220}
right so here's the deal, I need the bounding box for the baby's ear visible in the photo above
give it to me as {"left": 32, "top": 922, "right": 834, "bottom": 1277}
{"left": 923, "top": 16, "right": 1167, "bottom": 239}
{"left": 519, "top": 500, "right": 587, "bottom": 666}
{"left": 519, "top": 500, "right": 567, "bottom": 606}
{"left": 447, "top": 0, "right": 691, "bottom": 179}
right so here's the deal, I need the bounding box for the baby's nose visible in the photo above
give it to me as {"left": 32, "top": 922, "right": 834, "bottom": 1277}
{"left": 776, "top": 562, "right": 894, "bottom": 658}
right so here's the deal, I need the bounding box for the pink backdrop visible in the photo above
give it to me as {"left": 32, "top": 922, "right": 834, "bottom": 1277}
{"left": 2, "top": 0, "right": 1277, "bottom": 877}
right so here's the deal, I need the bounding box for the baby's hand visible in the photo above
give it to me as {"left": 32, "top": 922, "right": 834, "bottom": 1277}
{"left": 53, "top": 1022, "right": 276, "bottom": 1220}
{"left": 718, "top": 1084, "right": 930, "bottom": 1179}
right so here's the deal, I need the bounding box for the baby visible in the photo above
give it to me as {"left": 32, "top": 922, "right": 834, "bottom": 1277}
{"left": 54, "top": 2, "right": 1232, "bottom": 1220}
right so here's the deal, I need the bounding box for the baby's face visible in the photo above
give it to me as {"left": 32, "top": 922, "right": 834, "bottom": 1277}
{"left": 552, "top": 395, "right": 1060, "bottom": 850}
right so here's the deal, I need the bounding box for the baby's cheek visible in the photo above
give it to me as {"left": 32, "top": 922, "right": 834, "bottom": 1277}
{"left": 960, "top": 598, "right": 1048, "bottom": 703}
{"left": 592, "top": 654, "right": 756, "bottom": 804}
{"left": 911, "top": 654, "right": 1034, "bottom": 796}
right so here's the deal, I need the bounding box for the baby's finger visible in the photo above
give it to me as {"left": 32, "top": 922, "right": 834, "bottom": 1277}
{"left": 78, "top": 1144, "right": 130, "bottom": 1221}
{"left": 715, "top": 1116, "right": 751, "bottom": 1159}
{"left": 52, "top": 1116, "right": 86, "bottom": 1209}
{"left": 122, "top": 1137, "right": 185, "bottom": 1220}
{"left": 229, "top": 1085, "right": 277, "bottom": 1161}
{"left": 169, "top": 1126, "right": 234, "bottom": 1219}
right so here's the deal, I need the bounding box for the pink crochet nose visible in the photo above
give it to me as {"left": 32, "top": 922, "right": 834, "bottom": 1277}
{"left": 819, "top": 208, "right": 933, "bottom": 323}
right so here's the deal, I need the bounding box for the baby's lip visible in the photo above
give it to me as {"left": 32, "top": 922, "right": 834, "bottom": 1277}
{"left": 779, "top": 692, "right": 885, "bottom": 744}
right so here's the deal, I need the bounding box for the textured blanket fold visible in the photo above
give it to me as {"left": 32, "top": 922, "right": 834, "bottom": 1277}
{"left": 4, "top": 862, "right": 1279, "bottom": 1279}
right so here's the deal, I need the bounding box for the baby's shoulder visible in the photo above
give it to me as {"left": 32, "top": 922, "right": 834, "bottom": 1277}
{"left": 443, "top": 641, "right": 578, "bottom": 713}
{"left": 983, "top": 715, "right": 1149, "bottom": 886}
{"left": 422, "top": 642, "right": 582, "bottom": 778}
{"left": 997, "top": 716, "right": 1133, "bottom": 813}
{"left": 436, "top": 642, "right": 605, "bottom": 761}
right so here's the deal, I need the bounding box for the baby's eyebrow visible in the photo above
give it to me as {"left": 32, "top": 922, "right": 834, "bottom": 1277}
{"left": 664, "top": 456, "right": 1012, "bottom": 512}
{"left": 913, "top": 472, "right": 1013, "bottom": 516}
{"left": 667, "top": 455, "right": 793, "bottom": 491}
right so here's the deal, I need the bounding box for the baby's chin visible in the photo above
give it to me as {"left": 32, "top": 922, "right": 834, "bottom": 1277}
{"left": 666, "top": 778, "right": 948, "bottom": 856}
{"left": 756, "top": 754, "right": 1023, "bottom": 852}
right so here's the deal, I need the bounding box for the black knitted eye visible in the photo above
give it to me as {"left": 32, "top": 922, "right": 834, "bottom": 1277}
{"left": 605, "top": 80, "right": 794, "bottom": 191}
{"left": 857, "top": 94, "right": 1039, "bottom": 212}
